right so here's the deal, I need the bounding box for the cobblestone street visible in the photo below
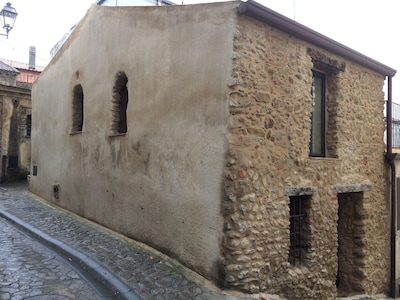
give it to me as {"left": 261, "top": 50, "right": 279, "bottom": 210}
{"left": 0, "top": 218, "right": 99, "bottom": 300}
{"left": 0, "top": 181, "right": 256, "bottom": 300}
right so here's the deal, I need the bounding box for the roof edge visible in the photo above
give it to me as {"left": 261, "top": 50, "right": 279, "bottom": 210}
{"left": 0, "top": 60, "right": 20, "bottom": 74}
{"left": 238, "top": 0, "right": 396, "bottom": 77}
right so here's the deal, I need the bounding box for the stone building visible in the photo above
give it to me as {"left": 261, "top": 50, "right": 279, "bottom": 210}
{"left": 30, "top": 1, "right": 397, "bottom": 298}
{"left": 0, "top": 60, "right": 33, "bottom": 182}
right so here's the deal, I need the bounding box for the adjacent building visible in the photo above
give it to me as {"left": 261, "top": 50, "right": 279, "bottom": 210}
{"left": 388, "top": 101, "right": 400, "bottom": 298}
{"left": 1, "top": 47, "right": 43, "bottom": 87}
{"left": 0, "top": 59, "right": 35, "bottom": 182}
{"left": 29, "top": 1, "right": 397, "bottom": 298}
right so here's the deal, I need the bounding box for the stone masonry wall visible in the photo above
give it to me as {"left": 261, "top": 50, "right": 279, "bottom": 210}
{"left": 222, "top": 15, "right": 389, "bottom": 299}
{"left": 0, "top": 90, "right": 31, "bottom": 181}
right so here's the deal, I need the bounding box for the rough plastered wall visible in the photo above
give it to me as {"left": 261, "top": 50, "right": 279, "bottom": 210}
{"left": 30, "top": 2, "right": 238, "bottom": 283}
{"left": 222, "top": 15, "right": 389, "bottom": 298}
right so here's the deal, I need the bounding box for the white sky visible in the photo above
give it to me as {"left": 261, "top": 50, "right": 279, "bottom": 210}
{"left": 0, "top": 0, "right": 399, "bottom": 99}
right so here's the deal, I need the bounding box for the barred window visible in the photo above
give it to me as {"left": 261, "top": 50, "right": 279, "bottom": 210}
{"left": 289, "top": 195, "right": 311, "bottom": 266}
{"left": 26, "top": 114, "right": 31, "bottom": 137}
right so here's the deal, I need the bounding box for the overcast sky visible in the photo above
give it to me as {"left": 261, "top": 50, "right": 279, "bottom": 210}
{"left": 0, "top": 0, "right": 398, "bottom": 98}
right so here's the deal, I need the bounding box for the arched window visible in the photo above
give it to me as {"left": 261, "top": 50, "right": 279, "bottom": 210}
{"left": 111, "top": 71, "right": 128, "bottom": 135}
{"left": 71, "top": 84, "right": 84, "bottom": 133}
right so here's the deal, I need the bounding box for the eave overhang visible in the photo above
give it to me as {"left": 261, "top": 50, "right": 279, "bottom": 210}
{"left": 238, "top": 0, "right": 396, "bottom": 77}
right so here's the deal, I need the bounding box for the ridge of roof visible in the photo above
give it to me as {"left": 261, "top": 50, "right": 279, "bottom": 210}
{"left": 0, "top": 60, "right": 19, "bottom": 74}
{"left": 0, "top": 59, "right": 44, "bottom": 72}
{"left": 238, "top": 0, "right": 396, "bottom": 77}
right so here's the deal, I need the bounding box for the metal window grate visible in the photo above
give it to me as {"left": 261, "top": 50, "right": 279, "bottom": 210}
{"left": 289, "top": 196, "right": 309, "bottom": 266}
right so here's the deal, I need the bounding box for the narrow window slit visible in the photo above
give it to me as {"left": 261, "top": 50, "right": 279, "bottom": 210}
{"left": 71, "top": 84, "right": 84, "bottom": 133}
{"left": 111, "top": 71, "right": 128, "bottom": 135}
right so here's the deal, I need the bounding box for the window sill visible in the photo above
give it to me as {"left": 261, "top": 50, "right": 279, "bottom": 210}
{"left": 109, "top": 132, "right": 126, "bottom": 137}
{"left": 289, "top": 264, "right": 310, "bottom": 273}
{"left": 70, "top": 131, "right": 82, "bottom": 135}
{"left": 309, "top": 156, "right": 339, "bottom": 161}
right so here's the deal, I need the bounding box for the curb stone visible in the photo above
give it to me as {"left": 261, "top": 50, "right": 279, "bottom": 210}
{"left": 0, "top": 208, "right": 142, "bottom": 300}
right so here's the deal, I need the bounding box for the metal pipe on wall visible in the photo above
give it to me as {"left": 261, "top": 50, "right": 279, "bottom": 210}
{"left": 385, "top": 76, "right": 397, "bottom": 298}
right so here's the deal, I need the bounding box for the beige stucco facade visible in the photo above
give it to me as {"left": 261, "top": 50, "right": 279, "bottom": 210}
{"left": 30, "top": 2, "right": 395, "bottom": 298}
{"left": 31, "top": 2, "right": 235, "bottom": 283}
{"left": 0, "top": 84, "right": 31, "bottom": 182}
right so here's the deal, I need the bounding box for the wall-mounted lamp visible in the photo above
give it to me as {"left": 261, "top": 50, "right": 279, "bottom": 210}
{"left": 0, "top": 2, "right": 17, "bottom": 38}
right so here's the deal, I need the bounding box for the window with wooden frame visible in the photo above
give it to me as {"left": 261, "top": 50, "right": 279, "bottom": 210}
{"left": 308, "top": 48, "right": 344, "bottom": 158}
{"left": 310, "top": 70, "right": 326, "bottom": 157}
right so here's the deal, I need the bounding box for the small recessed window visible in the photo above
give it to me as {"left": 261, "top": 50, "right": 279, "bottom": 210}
{"left": 111, "top": 71, "right": 128, "bottom": 135}
{"left": 289, "top": 195, "right": 311, "bottom": 266}
{"left": 71, "top": 84, "right": 84, "bottom": 133}
{"left": 26, "top": 114, "right": 31, "bottom": 137}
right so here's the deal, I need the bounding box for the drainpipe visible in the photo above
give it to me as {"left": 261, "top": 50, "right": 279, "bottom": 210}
{"left": 385, "top": 76, "right": 396, "bottom": 298}
{"left": 0, "top": 154, "right": 6, "bottom": 183}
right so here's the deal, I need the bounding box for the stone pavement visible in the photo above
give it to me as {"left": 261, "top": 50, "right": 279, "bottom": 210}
{"left": 0, "top": 181, "right": 396, "bottom": 300}
{"left": 0, "top": 218, "right": 99, "bottom": 300}
{"left": 0, "top": 181, "right": 258, "bottom": 300}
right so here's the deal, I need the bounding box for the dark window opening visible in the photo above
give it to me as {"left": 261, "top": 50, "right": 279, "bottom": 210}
{"left": 71, "top": 84, "right": 84, "bottom": 133}
{"left": 8, "top": 156, "right": 18, "bottom": 169}
{"left": 289, "top": 195, "right": 311, "bottom": 266}
{"left": 337, "top": 192, "right": 366, "bottom": 296}
{"left": 310, "top": 70, "right": 326, "bottom": 157}
{"left": 111, "top": 71, "right": 128, "bottom": 135}
{"left": 32, "top": 165, "right": 38, "bottom": 176}
{"left": 26, "top": 114, "right": 31, "bottom": 137}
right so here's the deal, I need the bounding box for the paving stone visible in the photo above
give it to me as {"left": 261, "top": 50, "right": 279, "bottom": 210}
{"left": 0, "top": 218, "right": 99, "bottom": 299}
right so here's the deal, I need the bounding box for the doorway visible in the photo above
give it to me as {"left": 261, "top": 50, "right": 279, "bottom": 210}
{"left": 337, "top": 192, "right": 366, "bottom": 296}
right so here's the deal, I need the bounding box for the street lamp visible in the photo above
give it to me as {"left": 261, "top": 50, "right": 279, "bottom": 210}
{"left": 0, "top": 2, "right": 17, "bottom": 38}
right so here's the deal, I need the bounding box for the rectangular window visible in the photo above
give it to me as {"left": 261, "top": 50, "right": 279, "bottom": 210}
{"left": 289, "top": 195, "right": 311, "bottom": 266}
{"left": 310, "top": 70, "right": 326, "bottom": 157}
{"left": 26, "top": 114, "right": 32, "bottom": 137}
{"left": 8, "top": 156, "right": 18, "bottom": 169}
